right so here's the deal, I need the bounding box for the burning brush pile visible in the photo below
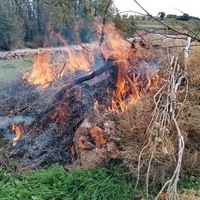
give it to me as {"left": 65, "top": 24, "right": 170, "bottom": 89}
{"left": 0, "top": 23, "right": 199, "bottom": 199}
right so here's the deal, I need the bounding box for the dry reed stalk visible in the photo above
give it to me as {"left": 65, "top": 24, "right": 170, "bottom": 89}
{"left": 117, "top": 36, "right": 200, "bottom": 199}
{"left": 121, "top": 37, "right": 191, "bottom": 199}
{"left": 154, "top": 37, "right": 191, "bottom": 200}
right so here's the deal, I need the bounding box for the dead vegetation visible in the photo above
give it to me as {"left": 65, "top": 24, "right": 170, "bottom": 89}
{"left": 179, "top": 189, "right": 200, "bottom": 200}
{"left": 180, "top": 46, "right": 200, "bottom": 174}
{"left": 116, "top": 40, "right": 200, "bottom": 198}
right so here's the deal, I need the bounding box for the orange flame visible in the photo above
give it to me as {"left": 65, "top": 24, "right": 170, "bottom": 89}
{"left": 26, "top": 52, "right": 53, "bottom": 88}
{"left": 47, "top": 23, "right": 93, "bottom": 73}
{"left": 54, "top": 34, "right": 92, "bottom": 72}
{"left": 96, "top": 22, "right": 130, "bottom": 63}
{"left": 11, "top": 123, "right": 21, "bottom": 145}
{"left": 26, "top": 24, "right": 95, "bottom": 88}
{"left": 96, "top": 23, "right": 140, "bottom": 110}
{"left": 97, "top": 23, "right": 160, "bottom": 111}
{"left": 25, "top": 22, "right": 160, "bottom": 112}
{"left": 94, "top": 99, "right": 99, "bottom": 109}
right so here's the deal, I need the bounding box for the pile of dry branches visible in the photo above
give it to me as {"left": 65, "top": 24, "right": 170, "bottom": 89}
{"left": 118, "top": 37, "right": 200, "bottom": 199}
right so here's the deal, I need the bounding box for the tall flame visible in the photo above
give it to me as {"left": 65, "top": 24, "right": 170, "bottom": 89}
{"left": 25, "top": 22, "right": 160, "bottom": 111}
{"left": 47, "top": 24, "right": 93, "bottom": 73}
{"left": 26, "top": 23, "right": 95, "bottom": 88}
{"left": 26, "top": 52, "right": 53, "bottom": 88}
{"left": 97, "top": 23, "right": 141, "bottom": 108}
{"left": 96, "top": 23, "right": 160, "bottom": 110}
{"left": 96, "top": 22, "right": 130, "bottom": 63}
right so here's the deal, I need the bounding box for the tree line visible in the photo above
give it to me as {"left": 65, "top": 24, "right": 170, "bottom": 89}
{"left": 158, "top": 11, "right": 200, "bottom": 21}
{"left": 0, "top": 0, "right": 136, "bottom": 51}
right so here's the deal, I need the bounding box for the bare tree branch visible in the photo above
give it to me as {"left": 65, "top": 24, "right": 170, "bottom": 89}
{"left": 132, "top": 0, "right": 200, "bottom": 42}
{"left": 99, "top": 0, "right": 113, "bottom": 46}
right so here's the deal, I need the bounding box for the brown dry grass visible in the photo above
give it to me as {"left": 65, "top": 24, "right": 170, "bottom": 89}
{"left": 179, "top": 189, "right": 200, "bottom": 200}
{"left": 180, "top": 46, "right": 200, "bottom": 174}
{"left": 117, "top": 41, "right": 200, "bottom": 186}
{"left": 145, "top": 33, "right": 189, "bottom": 49}
{"left": 117, "top": 93, "right": 177, "bottom": 185}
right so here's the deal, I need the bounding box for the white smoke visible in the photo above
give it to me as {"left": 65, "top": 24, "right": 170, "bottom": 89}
{"left": 0, "top": 115, "right": 35, "bottom": 128}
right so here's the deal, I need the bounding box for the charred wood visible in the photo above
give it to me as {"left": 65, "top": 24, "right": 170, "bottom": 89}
{"left": 7, "top": 59, "right": 118, "bottom": 169}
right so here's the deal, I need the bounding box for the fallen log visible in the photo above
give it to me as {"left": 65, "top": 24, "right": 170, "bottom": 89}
{"left": 55, "top": 58, "right": 116, "bottom": 101}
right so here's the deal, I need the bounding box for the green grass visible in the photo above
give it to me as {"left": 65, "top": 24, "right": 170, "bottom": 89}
{"left": 178, "top": 174, "right": 200, "bottom": 191}
{"left": 0, "top": 165, "right": 140, "bottom": 200}
{"left": 0, "top": 164, "right": 199, "bottom": 200}
{"left": 0, "top": 59, "right": 32, "bottom": 81}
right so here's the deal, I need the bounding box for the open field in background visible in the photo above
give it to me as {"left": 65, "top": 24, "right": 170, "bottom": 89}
{"left": 0, "top": 59, "right": 32, "bottom": 81}
{"left": 136, "top": 19, "right": 200, "bottom": 32}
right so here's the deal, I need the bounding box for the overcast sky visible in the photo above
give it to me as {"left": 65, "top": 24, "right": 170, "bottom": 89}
{"left": 113, "top": 0, "right": 200, "bottom": 17}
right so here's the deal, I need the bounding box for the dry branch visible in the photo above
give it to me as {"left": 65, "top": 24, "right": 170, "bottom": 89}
{"left": 55, "top": 60, "right": 116, "bottom": 101}
{"left": 99, "top": 0, "right": 113, "bottom": 46}
{"left": 132, "top": 0, "right": 200, "bottom": 42}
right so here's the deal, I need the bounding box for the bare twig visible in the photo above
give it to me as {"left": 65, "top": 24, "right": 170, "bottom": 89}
{"left": 155, "top": 37, "right": 190, "bottom": 200}
{"left": 98, "top": 0, "right": 113, "bottom": 62}
{"left": 135, "top": 34, "right": 190, "bottom": 198}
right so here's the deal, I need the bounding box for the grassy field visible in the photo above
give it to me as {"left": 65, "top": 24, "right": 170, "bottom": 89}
{"left": 0, "top": 165, "right": 137, "bottom": 200}
{"left": 136, "top": 18, "right": 200, "bottom": 33}
{"left": 0, "top": 59, "right": 32, "bottom": 82}
{"left": 0, "top": 164, "right": 199, "bottom": 200}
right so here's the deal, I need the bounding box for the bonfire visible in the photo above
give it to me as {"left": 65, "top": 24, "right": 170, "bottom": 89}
{"left": 0, "top": 19, "right": 199, "bottom": 200}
